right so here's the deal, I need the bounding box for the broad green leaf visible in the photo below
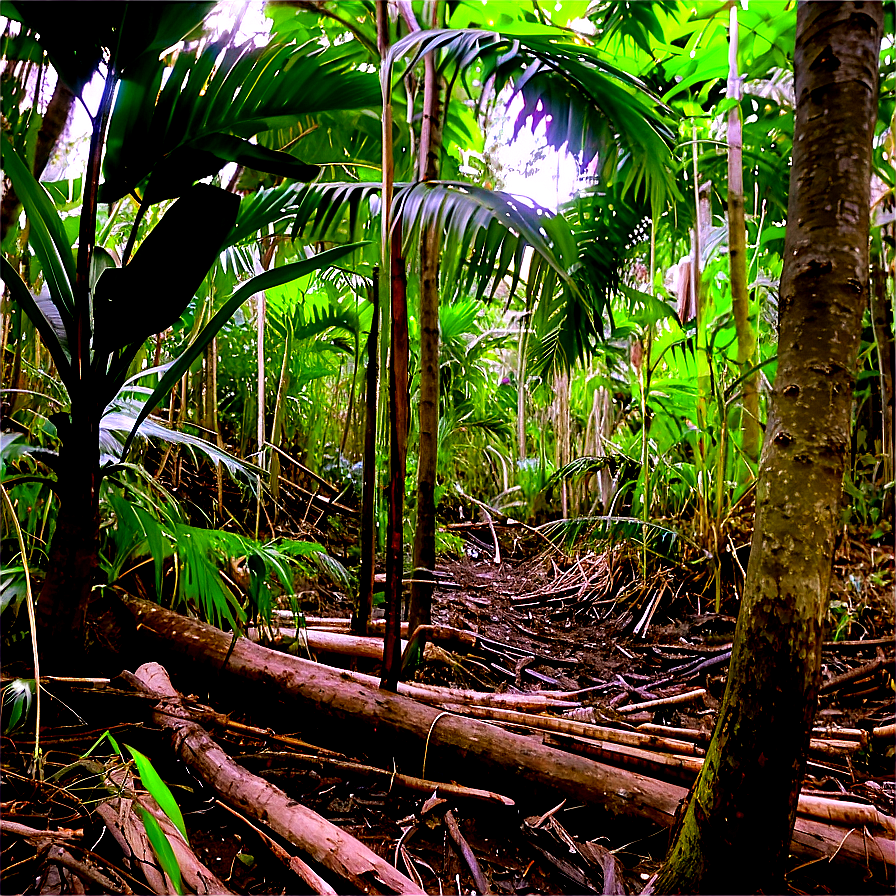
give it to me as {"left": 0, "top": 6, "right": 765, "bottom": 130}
{"left": 94, "top": 184, "right": 240, "bottom": 354}
{"left": 131, "top": 505, "right": 172, "bottom": 598}
{"left": 137, "top": 807, "right": 184, "bottom": 896}
{"left": 102, "top": 40, "right": 380, "bottom": 204}
{"left": 1, "top": 135, "right": 76, "bottom": 317}
{"left": 1, "top": 258, "right": 73, "bottom": 383}
{"left": 126, "top": 745, "right": 189, "bottom": 844}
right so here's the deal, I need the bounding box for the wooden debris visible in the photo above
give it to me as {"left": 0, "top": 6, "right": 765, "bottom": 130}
{"left": 820, "top": 656, "right": 889, "bottom": 694}
{"left": 0, "top": 821, "right": 83, "bottom": 841}
{"left": 95, "top": 762, "right": 231, "bottom": 895}
{"left": 125, "top": 662, "right": 424, "bottom": 895}
{"left": 44, "top": 845, "right": 133, "bottom": 895}
{"left": 215, "top": 800, "right": 339, "bottom": 896}
{"left": 617, "top": 689, "right": 707, "bottom": 714}
{"left": 236, "top": 748, "right": 515, "bottom": 807}
{"left": 443, "top": 810, "right": 492, "bottom": 895}
{"left": 440, "top": 704, "right": 705, "bottom": 757}
{"left": 250, "top": 625, "right": 408, "bottom": 661}
{"left": 120, "top": 597, "right": 895, "bottom": 872}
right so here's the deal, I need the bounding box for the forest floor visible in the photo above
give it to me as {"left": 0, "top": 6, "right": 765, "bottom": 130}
{"left": 1, "top": 517, "right": 893, "bottom": 895}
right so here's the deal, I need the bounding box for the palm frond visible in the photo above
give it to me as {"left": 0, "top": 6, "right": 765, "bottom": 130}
{"left": 276, "top": 180, "right": 580, "bottom": 309}
{"left": 102, "top": 40, "right": 380, "bottom": 204}
{"left": 101, "top": 401, "right": 261, "bottom": 486}
{"left": 387, "top": 27, "right": 678, "bottom": 211}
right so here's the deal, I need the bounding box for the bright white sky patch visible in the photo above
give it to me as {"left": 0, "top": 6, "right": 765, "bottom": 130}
{"left": 488, "top": 92, "right": 581, "bottom": 211}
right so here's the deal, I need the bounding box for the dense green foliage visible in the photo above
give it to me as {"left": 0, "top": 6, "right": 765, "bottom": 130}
{"left": 1, "top": 0, "right": 892, "bottom": 647}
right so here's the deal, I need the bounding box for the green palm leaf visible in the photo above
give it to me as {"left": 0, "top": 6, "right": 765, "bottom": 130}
{"left": 101, "top": 41, "right": 380, "bottom": 204}
{"left": 386, "top": 27, "right": 678, "bottom": 212}
{"left": 265, "top": 180, "right": 580, "bottom": 308}
{"left": 1, "top": 135, "right": 76, "bottom": 320}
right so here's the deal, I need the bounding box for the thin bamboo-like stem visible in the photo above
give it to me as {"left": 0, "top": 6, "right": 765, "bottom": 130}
{"left": 727, "top": 5, "right": 760, "bottom": 472}
{"left": 1, "top": 484, "right": 41, "bottom": 777}
{"left": 255, "top": 289, "right": 266, "bottom": 540}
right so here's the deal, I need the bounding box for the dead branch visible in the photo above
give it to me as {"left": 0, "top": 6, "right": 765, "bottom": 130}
{"left": 0, "top": 820, "right": 83, "bottom": 841}
{"left": 45, "top": 844, "right": 133, "bottom": 895}
{"left": 215, "top": 800, "right": 339, "bottom": 896}
{"left": 617, "top": 689, "right": 707, "bottom": 714}
{"left": 235, "top": 748, "right": 515, "bottom": 807}
{"left": 125, "top": 662, "right": 424, "bottom": 895}
{"left": 820, "top": 656, "right": 889, "bottom": 694}
{"left": 440, "top": 704, "right": 705, "bottom": 757}
{"left": 118, "top": 596, "right": 896, "bottom": 871}
{"left": 443, "top": 810, "right": 492, "bottom": 895}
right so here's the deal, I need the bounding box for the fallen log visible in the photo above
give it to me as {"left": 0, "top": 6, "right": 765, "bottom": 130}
{"left": 250, "top": 625, "right": 408, "bottom": 661}
{"left": 443, "top": 704, "right": 705, "bottom": 757}
{"left": 119, "top": 597, "right": 895, "bottom": 871}
{"left": 126, "top": 662, "right": 424, "bottom": 895}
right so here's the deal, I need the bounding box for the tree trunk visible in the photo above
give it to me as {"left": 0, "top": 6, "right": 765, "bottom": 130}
{"left": 353, "top": 272, "right": 380, "bottom": 635}
{"left": 870, "top": 262, "right": 893, "bottom": 517}
{"left": 727, "top": 5, "right": 761, "bottom": 470}
{"left": 1, "top": 77, "right": 75, "bottom": 242}
{"left": 650, "top": 4, "right": 883, "bottom": 892}
{"left": 37, "top": 396, "right": 100, "bottom": 670}
{"left": 409, "top": 3, "right": 444, "bottom": 635}
{"left": 382, "top": 240, "right": 409, "bottom": 690}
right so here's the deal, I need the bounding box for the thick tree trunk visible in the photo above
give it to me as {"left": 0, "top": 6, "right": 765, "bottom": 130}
{"left": 650, "top": 3, "right": 883, "bottom": 892}
{"left": 36, "top": 397, "right": 100, "bottom": 670}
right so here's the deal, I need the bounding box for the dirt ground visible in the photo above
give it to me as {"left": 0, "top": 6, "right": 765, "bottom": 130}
{"left": 1, "top": 522, "right": 893, "bottom": 895}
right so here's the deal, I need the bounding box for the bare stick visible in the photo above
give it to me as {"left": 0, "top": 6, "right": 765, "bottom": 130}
{"left": 617, "top": 689, "right": 707, "bottom": 714}
{"left": 443, "top": 810, "right": 491, "bottom": 895}
{"left": 216, "top": 800, "right": 338, "bottom": 896}
{"left": 0, "top": 820, "right": 83, "bottom": 840}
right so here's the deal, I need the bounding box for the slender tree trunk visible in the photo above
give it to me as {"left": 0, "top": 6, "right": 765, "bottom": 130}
{"left": 727, "top": 6, "right": 761, "bottom": 471}
{"left": 381, "top": 242, "right": 409, "bottom": 690}
{"left": 354, "top": 271, "right": 380, "bottom": 636}
{"left": 650, "top": 4, "right": 883, "bottom": 892}
{"left": 409, "top": 0, "right": 444, "bottom": 635}
{"left": 870, "top": 262, "right": 893, "bottom": 516}
{"left": 254, "top": 290, "right": 266, "bottom": 539}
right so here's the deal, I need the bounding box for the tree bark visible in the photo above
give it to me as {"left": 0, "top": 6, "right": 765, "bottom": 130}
{"left": 382, "top": 241, "right": 409, "bottom": 689}
{"left": 127, "top": 662, "right": 424, "bottom": 895}
{"left": 354, "top": 271, "right": 380, "bottom": 635}
{"left": 726, "top": 5, "right": 761, "bottom": 469}
{"left": 36, "top": 394, "right": 100, "bottom": 671}
{"left": 650, "top": 3, "right": 883, "bottom": 892}
{"left": 409, "top": 0, "right": 444, "bottom": 637}
{"left": 1, "top": 77, "right": 76, "bottom": 242}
